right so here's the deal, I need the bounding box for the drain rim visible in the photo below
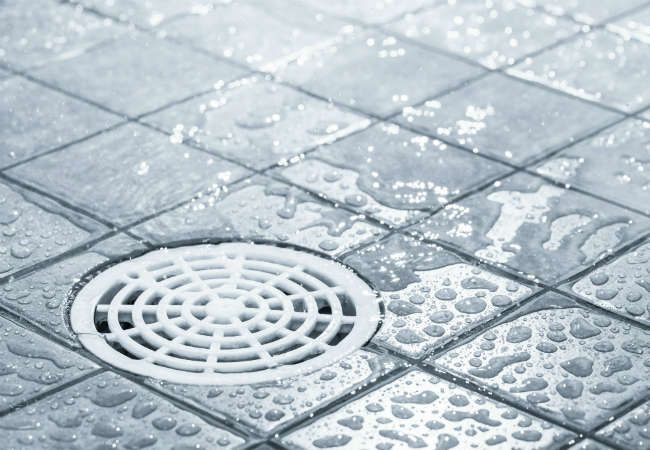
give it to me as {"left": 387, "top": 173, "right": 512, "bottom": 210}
{"left": 71, "top": 242, "right": 381, "bottom": 385}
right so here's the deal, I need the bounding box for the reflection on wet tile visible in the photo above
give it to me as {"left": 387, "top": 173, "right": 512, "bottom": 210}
{"left": 397, "top": 73, "right": 620, "bottom": 165}
{"left": 517, "top": 0, "right": 647, "bottom": 25}
{"left": 30, "top": 33, "right": 244, "bottom": 116}
{"left": 509, "top": 29, "right": 650, "bottom": 113}
{"left": 412, "top": 172, "right": 650, "bottom": 283}
{"left": 148, "top": 349, "right": 400, "bottom": 433}
{"left": 344, "top": 234, "right": 534, "bottom": 358}
{"left": 534, "top": 119, "right": 650, "bottom": 214}
{"left": 569, "top": 439, "right": 615, "bottom": 450}
{"left": 276, "top": 30, "right": 483, "bottom": 117}
{"left": 8, "top": 123, "right": 250, "bottom": 226}
{"left": 133, "top": 176, "right": 386, "bottom": 256}
{"left": 163, "top": 0, "right": 346, "bottom": 72}
{"left": 608, "top": 6, "right": 650, "bottom": 43}
{"left": 0, "top": 372, "right": 246, "bottom": 450}
{"left": 389, "top": 0, "right": 579, "bottom": 69}
{"left": 597, "top": 400, "right": 650, "bottom": 449}
{"left": 284, "top": 369, "right": 574, "bottom": 449}
{"left": 0, "top": 78, "right": 121, "bottom": 168}
{"left": 299, "top": 0, "right": 434, "bottom": 24}
{"left": 433, "top": 293, "right": 650, "bottom": 428}
{"left": 0, "top": 0, "right": 120, "bottom": 70}
{"left": 568, "top": 240, "right": 650, "bottom": 326}
{"left": 0, "top": 316, "right": 97, "bottom": 412}
{"left": 145, "top": 77, "right": 370, "bottom": 170}
{"left": 77, "top": 0, "right": 215, "bottom": 28}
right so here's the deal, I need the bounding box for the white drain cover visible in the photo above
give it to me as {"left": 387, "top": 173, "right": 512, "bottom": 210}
{"left": 70, "top": 243, "right": 381, "bottom": 385}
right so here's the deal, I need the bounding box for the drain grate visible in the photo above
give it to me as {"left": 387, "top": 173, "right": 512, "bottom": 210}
{"left": 70, "top": 243, "right": 381, "bottom": 384}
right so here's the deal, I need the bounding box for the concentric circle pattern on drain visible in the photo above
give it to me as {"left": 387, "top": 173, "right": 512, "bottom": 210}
{"left": 70, "top": 243, "right": 381, "bottom": 384}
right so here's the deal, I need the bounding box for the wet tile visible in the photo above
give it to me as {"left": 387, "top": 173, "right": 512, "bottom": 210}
{"left": 389, "top": 0, "right": 580, "bottom": 69}
{"left": 276, "top": 30, "right": 483, "bottom": 117}
{"left": 597, "top": 400, "right": 650, "bottom": 449}
{"left": 608, "top": 6, "right": 650, "bottom": 42}
{"left": 163, "top": 0, "right": 346, "bottom": 72}
{"left": 433, "top": 292, "right": 650, "bottom": 428}
{"left": 534, "top": 119, "right": 650, "bottom": 215}
{"left": 508, "top": 29, "right": 650, "bottom": 113}
{"left": 298, "top": 0, "right": 435, "bottom": 24}
{"left": 344, "top": 234, "right": 534, "bottom": 358}
{"left": 145, "top": 77, "right": 370, "bottom": 170}
{"left": 0, "top": 316, "right": 97, "bottom": 413}
{"left": 30, "top": 33, "right": 244, "bottom": 116}
{"left": 517, "top": 0, "right": 648, "bottom": 25}
{"left": 0, "top": 181, "right": 105, "bottom": 279}
{"left": 283, "top": 369, "right": 574, "bottom": 449}
{"left": 78, "top": 0, "right": 215, "bottom": 28}
{"left": 0, "top": 234, "right": 145, "bottom": 346}
{"left": 0, "top": 371, "right": 246, "bottom": 450}
{"left": 133, "top": 176, "right": 386, "bottom": 256}
{"left": 0, "top": 0, "right": 121, "bottom": 70}
{"left": 396, "top": 73, "right": 620, "bottom": 165}
{"left": 569, "top": 439, "right": 615, "bottom": 450}
{"left": 148, "top": 349, "right": 400, "bottom": 433}
{"left": 272, "top": 123, "right": 509, "bottom": 227}
{"left": 412, "top": 172, "right": 650, "bottom": 283}
{"left": 9, "top": 123, "right": 250, "bottom": 226}
{"left": 0, "top": 77, "right": 121, "bottom": 168}
{"left": 567, "top": 240, "right": 650, "bottom": 326}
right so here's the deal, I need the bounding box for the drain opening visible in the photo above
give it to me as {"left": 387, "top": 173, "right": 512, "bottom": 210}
{"left": 70, "top": 243, "right": 381, "bottom": 385}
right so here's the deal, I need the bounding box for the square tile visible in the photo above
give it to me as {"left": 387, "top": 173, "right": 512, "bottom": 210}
{"left": 132, "top": 176, "right": 386, "bottom": 256}
{"left": 432, "top": 292, "right": 650, "bottom": 428}
{"left": 508, "top": 29, "right": 650, "bottom": 113}
{"left": 276, "top": 30, "right": 483, "bottom": 117}
{"left": 298, "top": 0, "right": 435, "bottom": 24}
{"left": 343, "top": 234, "right": 534, "bottom": 358}
{"left": 607, "top": 6, "right": 650, "bottom": 42}
{"left": 163, "top": 0, "right": 346, "bottom": 72}
{"left": 0, "top": 77, "right": 121, "bottom": 168}
{"left": 396, "top": 73, "right": 620, "bottom": 165}
{"left": 1, "top": 234, "right": 146, "bottom": 346}
{"left": 411, "top": 172, "right": 650, "bottom": 283}
{"left": 566, "top": 239, "right": 650, "bottom": 326}
{"left": 31, "top": 33, "right": 244, "bottom": 116}
{"left": 0, "top": 372, "right": 246, "bottom": 449}
{"left": 8, "top": 123, "right": 250, "bottom": 226}
{"left": 272, "top": 123, "right": 510, "bottom": 227}
{"left": 0, "top": 0, "right": 121, "bottom": 70}
{"left": 389, "top": 0, "right": 580, "bottom": 69}
{"left": 78, "top": 0, "right": 215, "bottom": 28}
{"left": 0, "top": 181, "right": 105, "bottom": 279}
{"left": 534, "top": 118, "right": 650, "bottom": 215}
{"left": 569, "top": 440, "right": 614, "bottom": 450}
{"left": 0, "top": 316, "right": 97, "bottom": 413}
{"left": 144, "top": 77, "right": 370, "bottom": 170}
{"left": 283, "top": 369, "right": 574, "bottom": 449}
{"left": 597, "top": 400, "right": 650, "bottom": 448}
{"left": 149, "top": 349, "right": 400, "bottom": 434}
{"left": 517, "top": 0, "right": 648, "bottom": 25}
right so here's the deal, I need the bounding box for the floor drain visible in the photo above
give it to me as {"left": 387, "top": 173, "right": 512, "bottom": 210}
{"left": 70, "top": 243, "right": 381, "bottom": 385}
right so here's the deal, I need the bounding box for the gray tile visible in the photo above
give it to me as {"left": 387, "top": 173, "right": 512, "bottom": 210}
{"left": 569, "top": 439, "right": 615, "bottom": 450}
{"left": 284, "top": 369, "right": 575, "bottom": 449}
{"left": 144, "top": 77, "right": 370, "bottom": 170}
{"left": 0, "top": 77, "right": 121, "bottom": 168}
{"left": 0, "top": 316, "right": 97, "bottom": 413}
{"left": 272, "top": 123, "right": 510, "bottom": 227}
{"left": 508, "top": 29, "right": 650, "bottom": 113}
{"left": 534, "top": 118, "right": 650, "bottom": 215}
{"left": 275, "top": 30, "right": 484, "bottom": 117}
{"left": 411, "top": 172, "right": 650, "bottom": 283}
{"left": 597, "top": 400, "right": 650, "bottom": 449}
{"left": 344, "top": 234, "right": 534, "bottom": 358}
{"left": 0, "top": 234, "right": 146, "bottom": 346}
{"left": 609, "top": 6, "right": 650, "bottom": 42}
{"left": 0, "top": 0, "right": 122, "bottom": 70}
{"left": 0, "top": 371, "right": 246, "bottom": 450}
{"left": 78, "top": 0, "right": 215, "bottom": 28}
{"left": 566, "top": 239, "right": 650, "bottom": 326}
{"left": 0, "top": 181, "right": 105, "bottom": 279}
{"left": 396, "top": 73, "right": 621, "bottom": 165}
{"left": 163, "top": 0, "right": 347, "bottom": 72}
{"left": 30, "top": 33, "right": 244, "bottom": 116}
{"left": 148, "top": 349, "right": 401, "bottom": 434}
{"left": 433, "top": 292, "right": 650, "bottom": 428}
{"left": 389, "top": 1, "right": 580, "bottom": 69}
{"left": 517, "top": 0, "right": 648, "bottom": 24}
{"left": 132, "top": 176, "right": 386, "bottom": 256}
{"left": 298, "top": 0, "right": 435, "bottom": 24}
{"left": 9, "top": 123, "right": 250, "bottom": 226}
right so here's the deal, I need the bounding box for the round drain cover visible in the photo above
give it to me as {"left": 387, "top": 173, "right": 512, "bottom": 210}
{"left": 70, "top": 243, "right": 381, "bottom": 385}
